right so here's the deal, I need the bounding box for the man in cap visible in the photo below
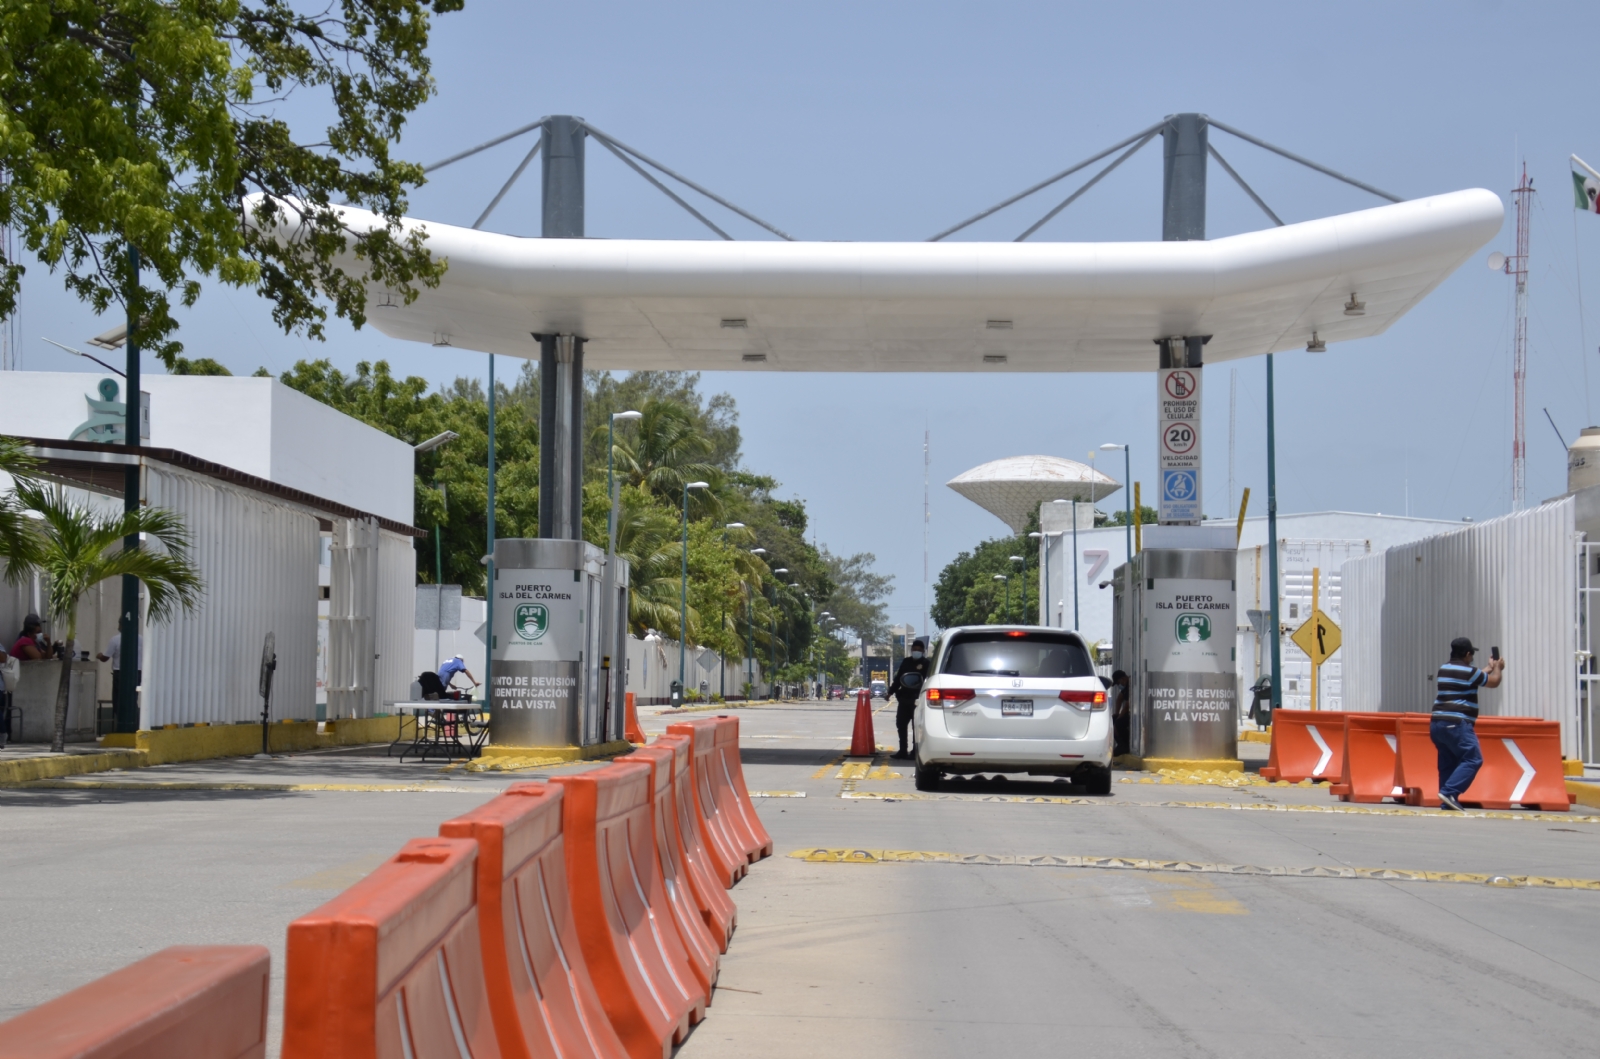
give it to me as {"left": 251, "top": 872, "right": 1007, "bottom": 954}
{"left": 437, "top": 653, "right": 479, "bottom": 699}
{"left": 1431, "top": 636, "right": 1504, "bottom": 811}
{"left": 886, "top": 638, "right": 931, "bottom": 760}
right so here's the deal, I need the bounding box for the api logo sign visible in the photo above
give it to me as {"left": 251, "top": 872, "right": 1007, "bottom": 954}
{"left": 1176, "top": 613, "right": 1211, "bottom": 643}
{"left": 515, "top": 603, "right": 550, "bottom": 642}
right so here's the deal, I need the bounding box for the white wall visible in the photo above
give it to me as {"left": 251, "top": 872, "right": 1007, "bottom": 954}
{"left": 0, "top": 372, "right": 413, "bottom": 524}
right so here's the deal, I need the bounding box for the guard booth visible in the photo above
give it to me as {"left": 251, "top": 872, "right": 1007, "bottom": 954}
{"left": 1112, "top": 526, "right": 1240, "bottom": 769}
{"left": 484, "top": 539, "right": 630, "bottom": 758}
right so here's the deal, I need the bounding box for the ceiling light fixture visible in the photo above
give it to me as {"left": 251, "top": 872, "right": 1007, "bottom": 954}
{"left": 741, "top": 353, "right": 767, "bottom": 362}
{"left": 720, "top": 318, "right": 748, "bottom": 329}
{"left": 1306, "top": 332, "right": 1327, "bottom": 353}
{"left": 983, "top": 354, "right": 1008, "bottom": 364}
{"left": 986, "top": 319, "right": 1013, "bottom": 330}
{"left": 1343, "top": 293, "right": 1365, "bottom": 316}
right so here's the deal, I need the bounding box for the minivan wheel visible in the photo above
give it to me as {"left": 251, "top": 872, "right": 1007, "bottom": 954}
{"left": 913, "top": 761, "right": 940, "bottom": 791}
{"left": 1079, "top": 765, "right": 1112, "bottom": 796}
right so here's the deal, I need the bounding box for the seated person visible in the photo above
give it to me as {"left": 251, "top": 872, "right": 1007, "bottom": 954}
{"left": 11, "top": 614, "right": 50, "bottom": 661}
{"left": 417, "top": 671, "right": 447, "bottom": 701}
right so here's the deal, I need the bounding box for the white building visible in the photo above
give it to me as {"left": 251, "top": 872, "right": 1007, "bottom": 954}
{"left": 1036, "top": 505, "right": 1466, "bottom": 715}
{"left": 0, "top": 371, "right": 419, "bottom": 738}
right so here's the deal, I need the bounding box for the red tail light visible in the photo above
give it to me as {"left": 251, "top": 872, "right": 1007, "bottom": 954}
{"left": 927, "top": 688, "right": 976, "bottom": 707}
{"left": 1060, "top": 689, "right": 1107, "bottom": 710}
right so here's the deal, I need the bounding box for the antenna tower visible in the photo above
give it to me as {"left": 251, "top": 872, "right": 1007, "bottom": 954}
{"left": 1510, "top": 164, "right": 1533, "bottom": 510}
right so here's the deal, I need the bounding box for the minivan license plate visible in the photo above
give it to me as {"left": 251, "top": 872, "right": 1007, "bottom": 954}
{"left": 1001, "top": 698, "right": 1033, "bottom": 717}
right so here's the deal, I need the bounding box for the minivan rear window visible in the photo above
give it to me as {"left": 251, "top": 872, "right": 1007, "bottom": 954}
{"left": 940, "top": 631, "right": 1095, "bottom": 678}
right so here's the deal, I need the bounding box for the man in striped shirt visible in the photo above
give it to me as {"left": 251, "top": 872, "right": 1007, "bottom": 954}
{"left": 1431, "top": 637, "right": 1505, "bottom": 811}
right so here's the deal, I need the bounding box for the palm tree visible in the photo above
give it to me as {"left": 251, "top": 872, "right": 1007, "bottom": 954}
{"left": 613, "top": 399, "right": 723, "bottom": 510}
{"left": 613, "top": 491, "right": 695, "bottom": 639}
{"left": 11, "top": 483, "right": 203, "bottom": 752}
{"left": 0, "top": 436, "right": 42, "bottom": 572}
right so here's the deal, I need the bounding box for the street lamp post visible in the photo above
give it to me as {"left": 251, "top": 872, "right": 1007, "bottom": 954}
{"left": 678, "top": 481, "right": 710, "bottom": 699}
{"left": 993, "top": 573, "right": 1009, "bottom": 623}
{"left": 719, "top": 522, "right": 746, "bottom": 699}
{"left": 748, "top": 547, "right": 767, "bottom": 695}
{"left": 413, "top": 429, "right": 461, "bottom": 684}
{"left": 1009, "top": 556, "right": 1025, "bottom": 623}
{"left": 606, "top": 411, "right": 642, "bottom": 555}
{"left": 772, "top": 568, "right": 790, "bottom": 692}
{"left": 1100, "top": 443, "right": 1132, "bottom": 564}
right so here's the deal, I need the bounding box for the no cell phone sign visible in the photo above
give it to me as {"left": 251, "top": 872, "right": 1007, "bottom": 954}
{"left": 1164, "top": 370, "right": 1196, "bottom": 400}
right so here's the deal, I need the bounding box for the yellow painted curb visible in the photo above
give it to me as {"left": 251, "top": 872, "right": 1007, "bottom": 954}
{"left": 651, "top": 700, "right": 781, "bottom": 715}
{"left": 0, "top": 749, "right": 148, "bottom": 787}
{"left": 1569, "top": 779, "right": 1600, "bottom": 808}
{"left": 1240, "top": 730, "right": 1273, "bottom": 744}
{"left": 100, "top": 716, "right": 402, "bottom": 765}
{"left": 477, "top": 739, "right": 632, "bottom": 765}
{"left": 1143, "top": 757, "right": 1246, "bottom": 773}
{"left": 1565, "top": 759, "right": 1587, "bottom": 777}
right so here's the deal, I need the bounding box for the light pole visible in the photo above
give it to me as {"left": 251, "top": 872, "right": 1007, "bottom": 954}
{"left": 678, "top": 480, "right": 710, "bottom": 696}
{"left": 719, "top": 522, "right": 746, "bottom": 699}
{"left": 819, "top": 612, "right": 833, "bottom": 692}
{"left": 993, "top": 573, "right": 1009, "bottom": 623}
{"left": 748, "top": 547, "right": 767, "bottom": 694}
{"left": 1266, "top": 353, "right": 1283, "bottom": 710}
{"left": 1009, "top": 555, "right": 1025, "bottom": 623}
{"left": 606, "top": 411, "right": 642, "bottom": 555}
{"left": 1100, "top": 443, "right": 1132, "bottom": 564}
{"left": 1071, "top": 500, "right": 1080, "bottom": 630}
{"left": 414, "top": 430, "right": 460, "bottom": 679}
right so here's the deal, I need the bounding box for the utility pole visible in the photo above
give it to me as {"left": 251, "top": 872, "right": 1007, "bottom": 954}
{"left": 923, "top": 426, "right": 930, "bottom": 637}
{"left": 1509, "top": 163, "right": 1533, "bottom": 510}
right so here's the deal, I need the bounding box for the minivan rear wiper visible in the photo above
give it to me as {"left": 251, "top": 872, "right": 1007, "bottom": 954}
{"left": 965, "top": 669, "right": 1019, "bottom": 676}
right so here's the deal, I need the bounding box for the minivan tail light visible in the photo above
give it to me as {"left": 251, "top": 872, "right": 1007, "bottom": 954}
{"left": 927, "top": 688, "right": 976, "bottom": 708}
{"left": 1060, "top": 689, "right": 1107, "bottom": 710}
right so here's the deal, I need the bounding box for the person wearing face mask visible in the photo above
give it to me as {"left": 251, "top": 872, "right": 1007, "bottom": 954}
{"left": 887, "top": 638, "right": 931, "bottom": 760}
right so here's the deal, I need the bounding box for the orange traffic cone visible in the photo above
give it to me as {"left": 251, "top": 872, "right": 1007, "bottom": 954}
{"left": 624, "top": 691, "right": 646, "bottom": 744}
{"left": 849, "top": 689, "right": 875, "bottom": 757}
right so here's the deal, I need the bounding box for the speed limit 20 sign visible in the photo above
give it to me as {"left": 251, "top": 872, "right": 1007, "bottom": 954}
{"left": 1157, "top": 366, "right": 1202, "bottom": 523}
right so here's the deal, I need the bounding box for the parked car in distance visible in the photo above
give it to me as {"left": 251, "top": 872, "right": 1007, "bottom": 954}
{"left": 827, "top": 685, "right": 845, "bottom": 700}
{"left": 870, "top": 679, "right": 888, "bottom": 700}
{"left": 914, "top": 625, "right": 1112, "bottom": 794}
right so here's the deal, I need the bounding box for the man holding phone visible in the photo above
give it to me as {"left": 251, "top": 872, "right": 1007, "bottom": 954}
{"left": 1430, "top": 637, "right": 1505, "bottom": 811}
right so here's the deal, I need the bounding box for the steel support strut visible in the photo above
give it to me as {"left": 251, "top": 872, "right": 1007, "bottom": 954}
{"left": 538, "top": 116, "right": 587, "bottom": 542}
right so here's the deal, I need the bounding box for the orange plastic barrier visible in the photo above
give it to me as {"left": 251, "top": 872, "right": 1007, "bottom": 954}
{"left": 1394, "top": 714, "right": 1443, "bottom": 807}
{"left": 653, "top": 733, "right": 737, "bottom": 951}
{"left": 0, "top": 945, "right": 269, "bottom": 1059}
{"left": 1329, "top": 714, "right": 1414, "bottom": 803}
{"left": 1258, "top": 710, "right": 1350, "bottom": 783}
{"left": 439, "top": 784, "right": 629, "bottom": 1059}
{"left": 1397, "top": 716, "right": 1577, "bottom": 810}
{"left": 710, "top": 715, "right": 774, "bottom": 859}
{"left": 850, "top": 689, "right": 875, "bottom": 757}
{"left": 624, "top": 692, "right": 646, "bottom": 745}
{"left": 551, "top": 763, "right": 706, "bottom": 1059}
{"left": 666, "top": 720, "right": 748, "bottom": 887}
{"left": 628, "top": 744, "right": 723, "bottom": 993}
{"left": 668, "top": 718, "right": 767, "bottom": 865}
{"left": 282, "top": 837, "right": 500, "bottom": 1059}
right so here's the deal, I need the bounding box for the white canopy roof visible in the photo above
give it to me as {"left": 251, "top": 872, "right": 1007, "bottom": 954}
{"left": 287, "top": 188, "right": 1502, "bottom": 371}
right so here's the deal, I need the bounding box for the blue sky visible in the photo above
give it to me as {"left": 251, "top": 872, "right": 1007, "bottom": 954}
{"left": 12, "top": 1, "right": 1599, "bottom": 631}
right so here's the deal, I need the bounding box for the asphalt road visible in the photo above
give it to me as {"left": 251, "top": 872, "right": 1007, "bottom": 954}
{"left": 3, "top": 699, "right": 1598, "bottom": 1057}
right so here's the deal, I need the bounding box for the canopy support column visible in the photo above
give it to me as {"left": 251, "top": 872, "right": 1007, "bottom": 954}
{"left": 538, "top": 115, "right": 587, "bottom": 542}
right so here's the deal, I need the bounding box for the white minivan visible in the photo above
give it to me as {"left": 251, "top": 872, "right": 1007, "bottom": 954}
{"left": 914, "top": 625, "right": 1112, "bottom": 793}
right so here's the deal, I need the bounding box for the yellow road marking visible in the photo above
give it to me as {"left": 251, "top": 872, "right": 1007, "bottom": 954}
{"left": 840, "top": 790, "right": 1600, "bottom": 824}
{"left": 748, "top": 790, "right": 806, "bottom": 798}
{"left": 785, "top": 848, "right": 1600, "bottom": 891}
{"left": 811, "top": 753, "right": 844, "bottom": 780}
{"left": 20, "top": 780, "right": 482, "bottom": 793}
{"left": 838, "top": 761, "right": 871, "bottom": 780}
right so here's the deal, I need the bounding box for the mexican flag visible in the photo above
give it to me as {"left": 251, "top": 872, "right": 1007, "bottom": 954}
{"left": 1576, "top": 169, "right": 1600, "bottom": 213}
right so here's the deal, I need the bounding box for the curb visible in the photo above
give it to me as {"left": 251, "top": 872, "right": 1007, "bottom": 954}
{"left": 1568, "top": 779, "right": 1600, "bottom": 809}
{"left": 0, "top": 749, "right": 148, "bottom": 787}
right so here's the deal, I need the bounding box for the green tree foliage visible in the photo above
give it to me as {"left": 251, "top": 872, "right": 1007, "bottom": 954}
{"left": 0, "top": 436, "right": 42, "bottom": 570}
{"left": 819, "top": 548, "right": 892, "bottom": 643}
{"left": 0, "top": 0, "right": 461, "bottom": 368}
{"left": 1108, "top": 504, "right": 1160, "bottom": 526}
{"left": 275, "top": 360, "right": 872, "bottom": 677}
{"left": 933, "top": 532, "right": 1041, "bottom": 629}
